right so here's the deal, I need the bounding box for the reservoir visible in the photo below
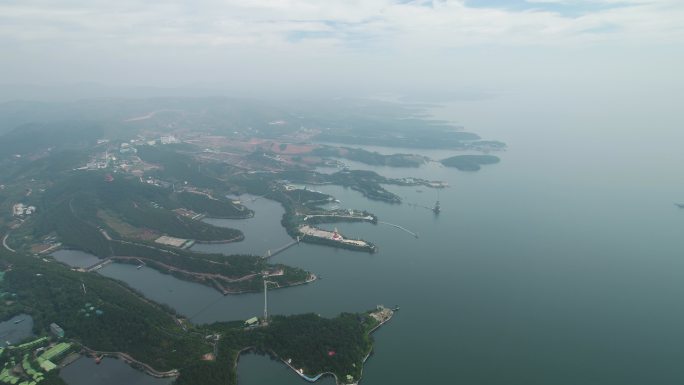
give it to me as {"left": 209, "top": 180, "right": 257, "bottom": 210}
{"left": 191, "top": 193, "right": 293, "bottom": 256}
{"left": 0, "top": 314, "right": 33, "bottom": 345}
{"left": 57, "top": 93, "right": 684, "bottom": 385}
{"left": 60, "top": 356, "right": 173, "bottom": 385}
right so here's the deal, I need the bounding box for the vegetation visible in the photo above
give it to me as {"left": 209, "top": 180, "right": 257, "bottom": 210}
{"left": 313, "top": 146, "right": 427, "bottom": 167}
{"left": 24, "top": 173, "right": 243, "bottom": 252}
{"left": 440, "top": 154, "right": 500, "bottom": 171}
{"left": 256, "top": 313, "right": 377, "bottom": 381}
{"left": 0, "top": 245, "right": 385, "bottom": 385}
{"left": 0, "top": 121, "right": 104, "bottom": 160}
{"left": 329, "top": 170, "right": 401, "bottom": 203}
{"left": 0, "top": 248, "right": 210, "bottom": 372}
{"left": 174, "top": 192, "right": 252, "bottom": 219}
{"left": 0, "top": 97, "right": 449, "bottom": 385}
{"left": 110, "top": 241, "right": 310, "bottom": 293}
{"left": 0, "top": 172, "right": 310, "bottom": 294}
{"left": 177, "top": 311, "right": 381, "bottom": 385}
{"left": 137, "top": 146, "right": 225, "bottom": 189}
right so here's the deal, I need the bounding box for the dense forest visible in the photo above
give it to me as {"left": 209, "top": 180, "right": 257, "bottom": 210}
{"left": 174, "top": 191, "right": 252, "bottom": 219}
{"left": 440, "top": 155, "right": 500, "bottom": 171}
{"left": 313, "top": 146, "right": 427, "bottom": 167}
{"left": 255, "top": 312, "right": 377, "bottom": 381}
{"left": 0, "top": 249, "right": 210, "bottom": 371}
{"left": 136, "top": 146, "right": 226, "bottom": 189}
{"left": 2, "top": 172, "right": 311, "bottom": 294}
{"left": 11, "top": 173, "right": 244, "bottom": 255}
{"left": 0, "top": 247, "right": 384, "bottom": 385}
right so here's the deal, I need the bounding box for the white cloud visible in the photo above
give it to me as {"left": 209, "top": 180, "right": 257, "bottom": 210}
{"left": 0, "top": 0, "right": 681, "bottom": 91}
{"left": 1, "top": 0, "right": 682, "bottom": 49}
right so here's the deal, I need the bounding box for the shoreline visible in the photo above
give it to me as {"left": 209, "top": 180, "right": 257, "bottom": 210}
{"left": 275, "top": 307, "right": 395, "bottom": 385}
{"left": 193, "top": 233, "right": 245, "bottom": 244}
{"left": 80, "top": 346, "right": 180, "bottom": 378}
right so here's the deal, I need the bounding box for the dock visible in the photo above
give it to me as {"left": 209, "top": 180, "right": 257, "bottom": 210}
{"left": 378, "top": 221, "right": 418, "bottom": 238}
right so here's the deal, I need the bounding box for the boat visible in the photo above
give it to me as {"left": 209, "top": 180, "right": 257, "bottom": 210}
{"left": 13, "top": 319, "right": 24, "bottom": 324}
{"left": 95, "top": 355, "right": 103, "bottom": 364}
{"left": 136, "top": 264, "right": 144, "bottom": 269}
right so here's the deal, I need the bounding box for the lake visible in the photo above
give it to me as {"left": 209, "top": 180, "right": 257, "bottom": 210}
{"left": 60, "top": 356, "right": 174, "bottom": 385}
{"left": 58, "top": 92, "right": 684, "bottom": 385}
{"left": 191, "top": 193, "right": 293, "bottom": 257}
{"left": 0, "top": 314, "right": 33, "bottom": 345}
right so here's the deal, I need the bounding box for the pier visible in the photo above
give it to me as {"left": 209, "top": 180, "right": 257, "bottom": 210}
{"left": 378, "top": 221, "right": 419, "bottom": 238}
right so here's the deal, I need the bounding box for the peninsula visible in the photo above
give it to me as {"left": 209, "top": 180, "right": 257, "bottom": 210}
{"left": 0, "top": 96, "right": 504, "bottom": 385}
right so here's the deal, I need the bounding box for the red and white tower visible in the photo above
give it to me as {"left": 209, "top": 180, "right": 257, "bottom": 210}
{"left": 332, "top": 227, "right": 342, "bottom": 241}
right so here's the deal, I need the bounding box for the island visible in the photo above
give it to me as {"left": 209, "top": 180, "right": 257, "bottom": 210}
{"left": 440, "top": 154, "right": 501, "bottom": 171}
{"left": 0, "top": 246, "right": 393, "bottom": 385}
{"left": 0, "top": 96, "right": 504, "bottom": 385}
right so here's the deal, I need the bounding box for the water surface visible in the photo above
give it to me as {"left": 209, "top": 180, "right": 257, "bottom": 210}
{"left": 0, "top": 314, "right": 33, "bottom": 344}
{"left": 191, "top": 193, "right": 292, "bottom": 256}
{"left": 52, "top": 249, "right": 100, "bottom": 268}
{"left": 60, "top": 357, "right": 174, "bottom": 385}
{"left": 61, "top": 95, "right": 684, "bottom": 385}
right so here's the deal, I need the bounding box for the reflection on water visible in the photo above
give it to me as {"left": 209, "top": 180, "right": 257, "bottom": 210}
{"left": 0, "top": 314, "right": 33, "bottom": 344}
{"left": 98, "top": 262, "right": 266, "bottom": 324}
{"left": 60, "top": 357, "right": 174, "bottom": 385}
{"left": 52, "top": 249, "right": 100, "bottom": 268}
{"left": 49, "top": 108, "right": 684, "bottom": 385}
{"left": 192, "top": 194, "right": 293, "bottom": 256}
{"left": 237, "top": 354, "right": 336, "bottom": 385}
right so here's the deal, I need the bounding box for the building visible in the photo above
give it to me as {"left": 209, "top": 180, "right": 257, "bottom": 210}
{"left": 244, "top": 317, "right": 259, "bottom": 327}
{"left": 49, "top": 323, "right": 64, "bottom": 338}
{"left": 12, "top": 203, "right": 25, "bottom": 216}
{"left": 12, "top": 203, "right": 37, "bottom": 217}
{"left": 160, "top": 136, "right": 180, "bottom": 145}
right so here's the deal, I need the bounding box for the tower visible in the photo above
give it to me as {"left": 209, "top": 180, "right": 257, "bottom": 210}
{"left": 263, "top": 277, "right": 276, "bottom": 324}
{"left": 263, "top": 278, "right": 268, "bottom": 322}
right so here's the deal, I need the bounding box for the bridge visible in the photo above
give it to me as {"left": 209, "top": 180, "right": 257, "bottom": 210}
{"left": 263, "top": 238, "right": 299, "bottom": 259}
{"left": 84, "top": 258, "right": 113, "bottom": 272}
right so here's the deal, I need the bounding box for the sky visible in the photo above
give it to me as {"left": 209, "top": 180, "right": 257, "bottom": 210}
{"left": 1, "top": 0, "right": 682, "bottom": 99}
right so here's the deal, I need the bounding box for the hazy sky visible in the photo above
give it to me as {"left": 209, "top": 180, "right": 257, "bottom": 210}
{"left": 1, "top": 0, "right": 682, "bottom": 98}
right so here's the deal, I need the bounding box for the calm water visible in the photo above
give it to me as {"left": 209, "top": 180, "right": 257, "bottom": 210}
{"left": 59, "top": 94, "right": 684, "bottom": 385}
{"left": 60, "top": 357, "right": 174, "bottom": 385}
{"left": 191, "top": 194, "right": 293, "bottom": 256}
{"left": 237, "top": 354, "right": 336, "bottom": 385}
{"left": 53, "top": 249, "right": 100, "bottom": 268}
{"left": 0, "top": 314, "right": 33, "bottom": 344}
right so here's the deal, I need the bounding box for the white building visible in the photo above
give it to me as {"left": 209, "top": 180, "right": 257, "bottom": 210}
{"left": 160, "top": 136, "right": 180, "bottom": 145}
{"left": 12, "top": 203, "right": 36, "bottom": 217}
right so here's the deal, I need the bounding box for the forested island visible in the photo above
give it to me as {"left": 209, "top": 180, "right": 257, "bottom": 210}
{"left": 0, "top": 96, "right": 504, "bottom": 385}
{"left": 312, "top": 146, "right": 428, "bottom": 167}
{"left": 0, "top": 247, "right": 390, "bottom": 385}
{"left": 440, "top": 154, "right": 501, "bottom": 171}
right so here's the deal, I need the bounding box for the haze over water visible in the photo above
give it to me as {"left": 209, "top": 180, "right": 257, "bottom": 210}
{"left": 82, "top": 92, "right": 684, "bottom": 385}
